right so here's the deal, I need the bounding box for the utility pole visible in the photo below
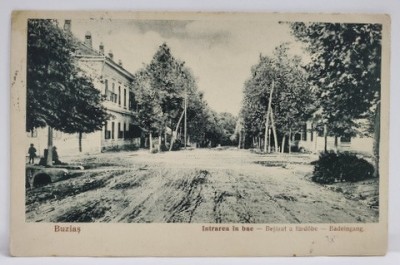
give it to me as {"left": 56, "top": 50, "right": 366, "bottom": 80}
{"left": 264, "top": 80, "right": 274, "bottom": 153}
{"left": 184, "top": 83, "right": 187, "bottom": 150}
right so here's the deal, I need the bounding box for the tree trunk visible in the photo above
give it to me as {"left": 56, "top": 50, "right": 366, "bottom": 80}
{"left": 323, "top": 124, "right": 328, "bottom": 153}
{"left": 238, "top": 130, "right": 241, "bottom": 149}
{"left": 169, "top": 109, "right": 185, "bottom": 151}
{"left": 270, "top": 107, "right": 278, "bottom": 153}
{"left": 314, "top": 130, "right": 318, "bottom": 153}
{"left": 334, "top": 135, "right": 338, "bottom": 153}
{"left": 373, "top": 102, "right": 380, "bottom": 178}
{"left": 281, "top": 134, "right": 286, "bottom": 154}
{"left": 79, "top": 131, "right": 82, "bottom": 153}
{"left": 268, "top": 128, "right": 272, "bottom": 153}
{"left": 264, "top": 109, "right": 270, "bottom": 153}
{"left": 288, "top": 129, "right": 292, "bottom": 154}
{"left": 46, "top": 126, "right": 53, "bottom": 166}
{"left": 158, "top": 134, "right": 162, "bottom": 152}
{"left": 149, "top": 132, "right": 153, "bottom": 152}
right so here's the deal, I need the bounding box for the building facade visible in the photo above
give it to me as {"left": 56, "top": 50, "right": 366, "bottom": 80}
{"left": 27, "top": 20, "right": 141, "bottom": 157}
{"left": 293, "top": 121, "right": 374, "bottom": 155}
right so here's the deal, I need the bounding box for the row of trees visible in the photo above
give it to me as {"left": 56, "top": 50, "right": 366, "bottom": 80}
{"left": 133, "top": 43, "right": 237, "bottom": 151}
{"left": 239, "top": 22, "right": 381, "bottom": 174}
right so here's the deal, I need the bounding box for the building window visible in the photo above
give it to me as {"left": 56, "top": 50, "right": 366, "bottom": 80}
{"left": 123, "top": 123, "right": 127, "bottom": 139}
{"left": 111, "top": 122, "right": 115, "bottom": 139}
{"left": 118, "top": 86, "right": 121, "bottom": 106}
{"left": 111, "top": 83, "right": 117, "bottom": 103}
{"left": 302, "top": 123, "right": 307, "bottom": 141}
{"left": 124, "top": 88, "right": 127, "bottom": 108}
{"left": 104, "top": 122, "right": 111, "bottom": 139}
{"left": 118, "top": 122, "right": 124, "bottom": 139}
{"left": 104, "top": 79, "right": 108, "bottom": 95}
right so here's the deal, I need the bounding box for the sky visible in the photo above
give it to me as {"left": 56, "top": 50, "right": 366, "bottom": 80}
{"left": 70, "top": 18, "right": 305, "bottom": 116}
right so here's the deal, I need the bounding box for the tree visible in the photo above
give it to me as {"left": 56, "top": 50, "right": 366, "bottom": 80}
{"left": 240, "top": 44, "right": 315, "bottom": 153}
{"left": 27, "top": 19, "right": 109, "bottom": 161}
{"left": 134, "top": 43, "right": 217, "bottom": 151}
{"left": 27, "top": 19, "right": 76, "bottom": 132}
{"left": 56, "top": 74, "right": 110, "bottom": 152}
{"left": 290, "top": 22, "right": 382, "bottom": 175}
{"left": 270, "top": 44, "right": 317, "bottom": 153}
{"left": 134, "top": 42, "right": 237, "bottom": 150}
{"left": 144, "top": 43, "right": 185, "bottom": 150}
{"left": 218, "top": 112, "right": 238, "bottom": 146}
{"left": 132, "top": 69, "right": 164, "bottom": 151}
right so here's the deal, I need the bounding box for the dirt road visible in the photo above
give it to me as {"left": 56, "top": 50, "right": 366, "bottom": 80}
{"left": 25, "top": 148, "right": 378, "bottom": 223}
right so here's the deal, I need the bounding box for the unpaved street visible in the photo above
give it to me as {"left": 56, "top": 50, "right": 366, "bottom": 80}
{"left": 26, "top": 148, "right": 378, "bottom": 223}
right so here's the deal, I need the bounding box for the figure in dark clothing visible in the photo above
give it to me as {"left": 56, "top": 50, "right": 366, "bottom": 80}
{"left": 28, "top": 144, "right": 37, "bottom": 164}
{"left": 52, "top": 146, "right": 62, "bottom": 165}
{"left": 38, "top": 146, "right": 63, "bottom": 166}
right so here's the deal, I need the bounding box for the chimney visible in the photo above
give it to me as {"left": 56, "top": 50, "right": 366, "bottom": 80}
{"left": 63, "top": 20, "right": 71, "bottom": 32}
{"left": 118, "top": 59, "right": 123, "bottom": 67}
{"left": 99, "top": 42, "right": 104, "bottom": 54}
{"left": 108, "top": 50, "right": 114, "bottom": 60}
{"left": 84, "top": 31, "right": 92, "bottom": 48}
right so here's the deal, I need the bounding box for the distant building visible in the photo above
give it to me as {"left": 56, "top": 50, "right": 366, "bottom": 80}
{"left": 27, "top": 20, "right": 141, "bottom": 157}
{"left": 292, "top": 121, "right": 373, "bottom": 155}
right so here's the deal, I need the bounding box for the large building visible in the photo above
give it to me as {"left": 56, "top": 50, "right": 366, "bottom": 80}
{"left": 27, "top": 20, "right": 141, "bottom": 157}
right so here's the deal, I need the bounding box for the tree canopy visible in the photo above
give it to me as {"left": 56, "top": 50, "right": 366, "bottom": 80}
{"left": 133, "top": 43, "right": 235, "bottom": 149}
{"left": 27, "top": 19, "right": 109, "bottom": 137}
{"left": 290, "top": 22, "right": 382, "bottom": 175}
{"left": 240, "top": 43, "right": 316, "bottom": 152}
{"left": 290, "top": 22, "right": 382, "bottom": 137}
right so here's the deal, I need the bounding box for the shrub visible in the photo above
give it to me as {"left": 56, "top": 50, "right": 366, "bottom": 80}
{"left": 312, "top": 151, "right": 374, "bottom": 184}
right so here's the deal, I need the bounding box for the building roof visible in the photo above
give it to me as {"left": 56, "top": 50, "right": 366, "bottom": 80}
{"left": 63, "top": 20, "right": 135, "bottom": 81}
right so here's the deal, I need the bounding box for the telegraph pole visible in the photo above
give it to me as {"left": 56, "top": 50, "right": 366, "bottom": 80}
{"left": 184, "top": 84, "right": 187, "bottom": 150}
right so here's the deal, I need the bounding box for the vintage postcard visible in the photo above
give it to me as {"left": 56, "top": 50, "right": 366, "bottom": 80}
{"left": 10, "top": 11, "right": 390, "bottom": 256}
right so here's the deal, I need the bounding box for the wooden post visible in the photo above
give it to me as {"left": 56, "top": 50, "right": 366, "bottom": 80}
{"left": 169, "top": 109, "right": 185, "bottom": 151}
{"left": 184, "top": 85, "right": 187, "bottom": 150}
{"left": 264, "top": 80, "right": 274, "bottom": 153}
{"left": 270, "top": 107, "right": 278, "bottom": 153}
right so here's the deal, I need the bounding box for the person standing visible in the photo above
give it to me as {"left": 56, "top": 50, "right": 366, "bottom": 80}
{"left": 28, "top": 143, "right": 37, "bottom": 164}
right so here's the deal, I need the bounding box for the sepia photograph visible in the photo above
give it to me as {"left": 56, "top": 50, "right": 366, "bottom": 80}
{"left": 24, "top": 16, "right": 382, "bottom": 224}
{"left": 10, "top": 11, "right": 390, "bottom": 257}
